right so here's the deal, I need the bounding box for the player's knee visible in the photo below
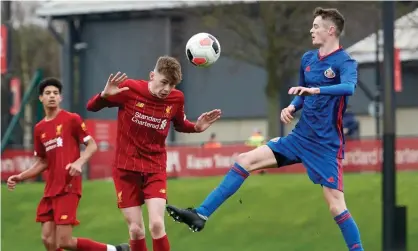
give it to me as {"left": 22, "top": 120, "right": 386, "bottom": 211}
{"left": 129, "top": 223, "right": 146, "bottom": 240}
{"left": 149, "top": 219, "right": 165, "bottom": 238}
{"left": 328, "top": 197, "right": 347, "bottom": 216}
{"left": 326, "top": 196, "right": 347, "bottom": 216}
{"left": 56, "top": 235, "right": 74, "bottom": 249}
{"left": 323, "top": 187, "right": 347, "bottom": 216}
{"left": 41, "top": 234, "right": 55, "bottom": 248}
{"left": 236, "top": 152, "right": 256, "bottom": 172}
{"left": 329, "top": 203, "right": 346, "bottom": 216}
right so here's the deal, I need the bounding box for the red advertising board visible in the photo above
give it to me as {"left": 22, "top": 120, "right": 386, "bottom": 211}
{"left": 84, "top": 119, "right": 118, "bottom": 179}
{"left": 3, "top": 136, "right": 418, "bottom": 182}
{"left": 1, "top": 24, "right": 7, "bottom": 74}
{"left": 164, "top": 137, "right": 418, "bottom": 177}
{"left": 1, "top": 149, "right": 38, "bottom": 181}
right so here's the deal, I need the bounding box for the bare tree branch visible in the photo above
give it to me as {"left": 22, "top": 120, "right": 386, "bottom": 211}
{"left": 188, "top": 1, "right": 388, "bottom": 137}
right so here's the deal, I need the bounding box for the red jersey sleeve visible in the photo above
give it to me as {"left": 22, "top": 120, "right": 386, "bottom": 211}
{"left": 33, "top": 126, "right": 46, "bottom": 158}
{"left": 71, "top": 113, "right": 92, "bottom": 145}
{"left": 172, "top": 95, "right": 197, "bottom": 133}
{"left": 86, "top": 94, "right": 120, "bottom": 112}
{"left": 86, "top": 79, "right": 131, "bottom": 111}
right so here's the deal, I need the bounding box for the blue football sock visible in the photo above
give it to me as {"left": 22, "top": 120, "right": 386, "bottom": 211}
{"left": 334, "top": 210, "right": 364, "bottom": 251}
{"left": 196, "top": 163, "right": 249, "bottom": 219}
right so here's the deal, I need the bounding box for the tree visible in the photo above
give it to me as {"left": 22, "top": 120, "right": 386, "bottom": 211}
{"left": 196, "top": 2, "right": 314, "bottom": 138}
{"left": 189, "top": 2, "right": 381, "bottom": 138}
{"left": 6, "top": 1, "right": 60, "bottom": 148}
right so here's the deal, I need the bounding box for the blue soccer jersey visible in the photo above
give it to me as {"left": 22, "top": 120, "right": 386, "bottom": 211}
{"left": 290, "top": 47, "right": 358, "bottom": 159}
{"left": 267, "top": 48, "right": 358, "bottom": 191}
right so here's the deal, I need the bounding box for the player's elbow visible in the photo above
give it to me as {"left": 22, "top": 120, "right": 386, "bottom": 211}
{"left": 39, "top": 159, "right": 48, "bottom": 171}
{"left": 173, "top": 124, "right": 181, "bottom": 132}
{"left": 174, "top": 126, "right": 186, "bottom": 133}
{"left": 86, "top": 102, "right": 98, "bottom": 112}
{"left": 86, "top": 102, "right": 94, "bottom": 111}
{"left": 86, "top": 138, "right": 98, "bottom": 153}
{"left": 345, "top": 84, "right": 356, "bottom": 96}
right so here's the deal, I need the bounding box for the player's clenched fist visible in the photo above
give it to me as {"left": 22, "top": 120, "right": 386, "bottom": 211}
{"left": 7, "top": 175, "right": 22, "bottom": 191}
{"left": 101, "top": 72, "right": 129, "bottom": 98}
{"left": 281, "top": 105, "right": 295, "bottom": 124}
{"left": 65, "top": 162, "right": 83, "bottom": 176}
{"left": 288, "top": 86, "right": 320, "bottom": 96}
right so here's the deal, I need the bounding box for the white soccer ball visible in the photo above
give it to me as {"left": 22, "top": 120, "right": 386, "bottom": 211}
{"left": 185, "top": 32, "right": 221, "bottom": 67}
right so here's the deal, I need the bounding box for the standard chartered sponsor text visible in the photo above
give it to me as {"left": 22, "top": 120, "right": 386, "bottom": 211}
{"left": 132, "top": 112, "right": 167, "bottom": 130}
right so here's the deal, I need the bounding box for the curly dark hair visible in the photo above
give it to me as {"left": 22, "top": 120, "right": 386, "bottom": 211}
{"left": 38, "top": 78, "right": 63, "bottom": 95}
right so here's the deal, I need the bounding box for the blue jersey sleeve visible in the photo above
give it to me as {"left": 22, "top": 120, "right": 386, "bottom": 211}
{"left": 319, "top": 59, "right": 358, "bottom": 96}
{"left": 290, "top": 56, "right": 306, "bottom": 111}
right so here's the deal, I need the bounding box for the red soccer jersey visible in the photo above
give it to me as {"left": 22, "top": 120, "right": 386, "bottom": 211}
{"left": 33, "top": 110, "right": 91, "bottom": 197}
{"left": 87, "top": 79, "right": 196, "bottom": 173}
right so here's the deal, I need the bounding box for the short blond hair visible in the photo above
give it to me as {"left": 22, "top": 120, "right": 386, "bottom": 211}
{"left": 155, "top": 56, "right": 183, "bottom": 84}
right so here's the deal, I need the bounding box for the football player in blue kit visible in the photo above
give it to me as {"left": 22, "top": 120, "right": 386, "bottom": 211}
{"left": 166, "top": 7, "right": 363, "bottom": 251}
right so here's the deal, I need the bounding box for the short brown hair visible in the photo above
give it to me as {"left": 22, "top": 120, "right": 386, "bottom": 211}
{"left": 155, "top": 56, "right": 182, "bottom": 84}
{"left": 313, "top": 7, "right": 345, "bottom": 36}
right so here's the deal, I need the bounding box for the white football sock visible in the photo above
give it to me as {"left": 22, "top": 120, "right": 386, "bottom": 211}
{"left": 107, "top": 245, "right": 117, "bottom": 251}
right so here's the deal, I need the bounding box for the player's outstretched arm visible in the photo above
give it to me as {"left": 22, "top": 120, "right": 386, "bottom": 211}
{"left": 194, "top": 109, "right": 222, "bottom": 132}
{"left": 172, "top": 96, "right": 221, "bottom": 133}
{"left": 7, "top": 157, "right": 47, "bottom": 190}
{"left": 317, "top": 83, "right": 355, "bottom": 96}
{"left": 318, "top": 59, "right": 358, "bottom": 96}
{"left": 86, "top": 72, "right": 129, "bottom": 112}
{"left": 86, "top": 94, "right": 120, "bottom": 112}
{"left": 287, "top": 54, "right": 357, "bottom": 97}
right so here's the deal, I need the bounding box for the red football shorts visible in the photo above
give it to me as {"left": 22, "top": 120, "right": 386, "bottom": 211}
{"left": 112, "top": 168, "right": 167, "bottom": 208}
{"left": 36, "top": 193, "right": 80, "bottom": 225}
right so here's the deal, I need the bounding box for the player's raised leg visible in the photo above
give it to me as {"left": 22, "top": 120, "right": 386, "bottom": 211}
{"left": 166, "top": 138, "right": 299, "bottom": 232}
{"left": 195, "top": 144, "right": 279, "bottom": 218}
{"left": 146, "top": 198, "right": 170, "bottom": 251}
{"left": 323, "top": 187, "right": 363, "bottom": 251}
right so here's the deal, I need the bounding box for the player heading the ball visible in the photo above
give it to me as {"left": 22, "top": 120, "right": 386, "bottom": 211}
{"left": 87, "top": 56, "right": 222, "bottom": 251}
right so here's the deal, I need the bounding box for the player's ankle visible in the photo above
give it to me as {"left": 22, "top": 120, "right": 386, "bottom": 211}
{"left": 196, "top": 212, "right": 208, "bottom": 221}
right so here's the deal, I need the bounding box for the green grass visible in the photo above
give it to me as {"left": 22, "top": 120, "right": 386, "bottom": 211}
{"left": 2, "top": 172, "right": 418, "bottom": 251}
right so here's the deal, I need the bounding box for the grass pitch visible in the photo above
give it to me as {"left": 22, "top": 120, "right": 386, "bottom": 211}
{"left": 2, "top": 172, "right": 418, "bottom": 251}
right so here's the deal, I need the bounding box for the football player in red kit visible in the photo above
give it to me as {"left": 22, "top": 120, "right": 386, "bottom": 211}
{"left": 7, "top": 78, "right": 129, "bottom": 251}
{"left": 86, "top": 56, "right": 221, "bottom": 251}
